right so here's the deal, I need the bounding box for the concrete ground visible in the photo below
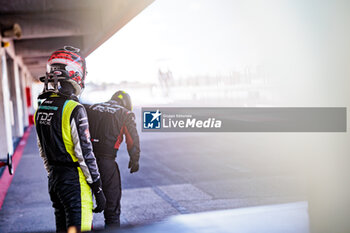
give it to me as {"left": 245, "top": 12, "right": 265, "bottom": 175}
{"left": 0, "top": 107, "right": 309, "bottom": 232}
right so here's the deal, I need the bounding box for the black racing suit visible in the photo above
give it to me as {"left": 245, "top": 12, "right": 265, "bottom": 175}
{"left": 35, "top": 92, "right": 100, "bottom": 232}
{"left": 84, "top": 100, "right": 140, "bottom": 226}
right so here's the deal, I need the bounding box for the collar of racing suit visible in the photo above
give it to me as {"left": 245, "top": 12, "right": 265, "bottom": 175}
{"left": 38, "top": 91, "right": 79, "bottom": 103}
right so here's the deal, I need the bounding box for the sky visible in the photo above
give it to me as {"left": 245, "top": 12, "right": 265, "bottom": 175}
{"left": 85, "top": 0, "right": 350, "bottom": 107}
{"left": 86, "top": 0, "right": 262, "bottom": 84}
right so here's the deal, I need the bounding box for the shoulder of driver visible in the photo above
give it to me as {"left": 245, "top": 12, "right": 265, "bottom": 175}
{"left": 68, "top": 101, "right": 88, "bottom": 118}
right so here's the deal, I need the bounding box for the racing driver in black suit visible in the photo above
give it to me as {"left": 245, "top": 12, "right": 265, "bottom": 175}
{"left": 35, "top": 46, "right": 106, "bottom": 232}
{"left": 84, "top": 90, "right": 140, "bottom": 227}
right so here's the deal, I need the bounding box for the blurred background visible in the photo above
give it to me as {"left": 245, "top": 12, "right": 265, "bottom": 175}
{"left": 80, "top": 0, "right": 275, "bottom": 106}
{"left": 79, "top": 0, "right": 350, "bottom": 108}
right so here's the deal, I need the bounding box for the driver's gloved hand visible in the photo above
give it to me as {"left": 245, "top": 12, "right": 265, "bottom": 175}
{"left": 128, "top": 157, "right": 139, "bottom": 173}
{"left": 89, "top": 179, "right": 106, "bottom": 213}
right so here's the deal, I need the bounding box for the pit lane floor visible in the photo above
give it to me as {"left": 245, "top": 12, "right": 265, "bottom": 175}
{"left": 0, "top": 108, "right": 308, "bottom": 232}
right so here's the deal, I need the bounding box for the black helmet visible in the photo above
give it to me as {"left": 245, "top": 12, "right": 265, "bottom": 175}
{"left": 111, "top": 90, "right": 132, "bottom": 111}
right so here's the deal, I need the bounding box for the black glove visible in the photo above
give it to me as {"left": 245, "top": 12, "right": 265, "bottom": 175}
{"left": 128, "top": 157, "right": 139, "bottom": 173}
{"left": 90, "top": 179, "right": 106, "bottom": 213}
